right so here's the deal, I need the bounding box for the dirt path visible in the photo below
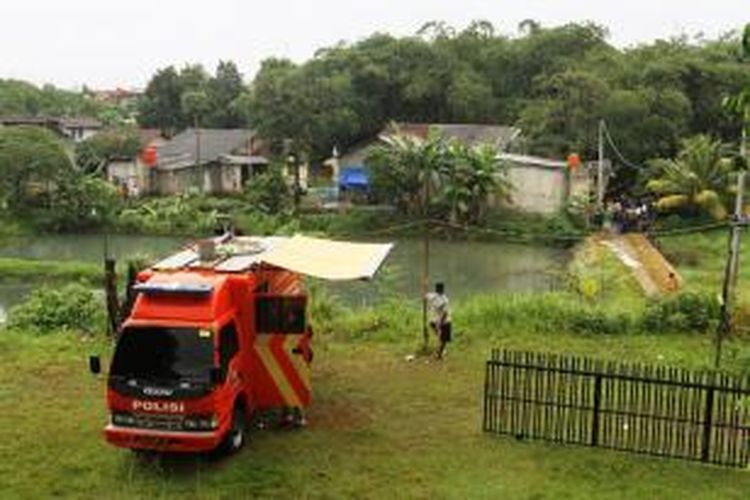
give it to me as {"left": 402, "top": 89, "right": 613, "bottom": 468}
{"left": 600, "top": 233, "right": 682, "bottom": 297}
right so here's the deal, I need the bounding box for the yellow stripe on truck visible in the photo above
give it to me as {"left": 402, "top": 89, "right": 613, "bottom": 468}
{"left": 254, "top": 336, "right": 301, "bottom": 407}
{"left": 284, "top": 335, "right": 311, "bottom": 392}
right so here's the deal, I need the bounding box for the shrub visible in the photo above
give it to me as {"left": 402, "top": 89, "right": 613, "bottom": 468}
{"left": 7, "top": 283, "right": 104, "bottom": 334}
{"left": 37, "top": 176, "right": 122, "bottom": 232}
{"left": 244, "top": 166, "right": 291, "bottom": 214}
{"left": 116, "top": 194, "right": 219, "bottom": 235}
{"left": 641, "top": 292, "right": 720, "bottom": 333}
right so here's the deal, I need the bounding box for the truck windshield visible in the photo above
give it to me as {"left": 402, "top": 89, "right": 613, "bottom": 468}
{"left": 111, "top": 327, "right": 214, "bottom": 383}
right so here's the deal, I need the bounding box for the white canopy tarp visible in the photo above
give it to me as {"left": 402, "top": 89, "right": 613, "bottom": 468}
{"left": 261, "top": 235, "right": 393, "bottom": 281}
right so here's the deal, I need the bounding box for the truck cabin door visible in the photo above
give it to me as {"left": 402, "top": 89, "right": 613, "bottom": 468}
{"left": 254, "top": 295, "right": 312, "bottom": 408}
{"left": 217, "top": 321, "right": 240, "bottom": 387}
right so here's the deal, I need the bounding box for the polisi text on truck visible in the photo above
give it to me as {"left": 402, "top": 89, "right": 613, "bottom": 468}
{"left": 132, "top": 400, "right": 185, "bottom": 413}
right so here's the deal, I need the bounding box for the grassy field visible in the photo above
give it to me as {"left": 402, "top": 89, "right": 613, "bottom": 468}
{"left": 657, "top": 229, "right": 750, "bottom": 299}
{"left": 1, "top": 223, "right": 749, "bottom": 498}
{"left": 0, "top": 258, "right": 101, "bottom": 285}
{"left": 2, "top": 320, "right": 750, "bottom": 499}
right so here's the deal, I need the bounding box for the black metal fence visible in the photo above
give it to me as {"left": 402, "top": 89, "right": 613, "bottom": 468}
{"left": 483, "top": 349, "right": 750, "bottom": 467}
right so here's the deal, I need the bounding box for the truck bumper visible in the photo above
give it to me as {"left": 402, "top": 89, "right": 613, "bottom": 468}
{"left": 105, "top": 424, "right": 223, "bottom": 453}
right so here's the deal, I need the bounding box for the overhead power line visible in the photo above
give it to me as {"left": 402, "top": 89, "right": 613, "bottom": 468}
{"left": 600, "top": 120, "right": 646, "bottom": 171}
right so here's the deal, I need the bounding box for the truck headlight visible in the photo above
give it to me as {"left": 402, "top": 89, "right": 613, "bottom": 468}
{"left": 182, "top": 414, "right": 218, "bottom": 431}
{"left": 111, "top": 412, "right": 136, "bottom": 426}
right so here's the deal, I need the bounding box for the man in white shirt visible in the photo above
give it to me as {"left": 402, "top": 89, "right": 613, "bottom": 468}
{"left": 426, "top": 282, "right": 452, "bottom": 359}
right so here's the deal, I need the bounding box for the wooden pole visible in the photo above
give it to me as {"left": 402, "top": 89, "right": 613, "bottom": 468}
{"left": 421, "top": 173, "right": 431, "bottom": 351}
{"left": 597, "top": 120, "right": 605, "bottom": 211}
{"left": 294, "top": 155, "right": 301, "bottom": 212}
{"left": 716, "top": 129, "right": 747, "bottom": 368}
{"left": 196, "top": 122, "right": 202, "bottom": 194}
{"left": 104, "top": 258, "right": 119, "bottom": 337}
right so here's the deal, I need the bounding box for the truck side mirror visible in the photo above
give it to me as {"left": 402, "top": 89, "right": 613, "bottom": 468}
{"left": 209, "top": 367, "right": 223, "bottom": 385}
{"left": 89, "top": 355, "right": 101, "bottom": 375}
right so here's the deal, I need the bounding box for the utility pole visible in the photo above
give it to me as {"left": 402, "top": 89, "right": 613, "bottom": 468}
{"left": 287, "top": 152, "right": 300, "bottom": 213}
{"left": 715, "top": 128, "right": 747, "bottom": 368}
{"left": 195, "top": 123, "right": 202, "bottom": 194}
{"left": 421, "top": 173, "right": 431, "bottom": 352}
{"left": 596, "top": 120, "right": 604, "bottom": 212}
{"left": 294, "top": 154, "right": 301, "bottom": 211}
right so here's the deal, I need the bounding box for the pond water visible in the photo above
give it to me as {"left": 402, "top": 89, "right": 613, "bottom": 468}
{"left": 326, "top": 239, "right": 568, "bottom": 307}
{"left": 0, "top": 234, "right": 569, "bottom": 321}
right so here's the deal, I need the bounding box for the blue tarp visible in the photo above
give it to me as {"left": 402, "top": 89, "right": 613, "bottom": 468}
{"left": 339, "top": 166, "right": 369, "bottom": 191}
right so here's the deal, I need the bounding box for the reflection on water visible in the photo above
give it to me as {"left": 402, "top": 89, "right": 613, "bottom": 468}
{"left": 0, "top": 234, "right": 186, "bottom": 323}
{"left": 326, "top": 238, "right": 569, "bottom": 307}
{"left": 0, "top": 234, "right": 570, "bottom": 320}
{"left": 0, "top": 234, "right": 185, "bottom": 262}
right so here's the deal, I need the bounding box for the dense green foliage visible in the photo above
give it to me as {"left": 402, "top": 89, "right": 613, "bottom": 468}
{"left": 239, "top": 21, "right": 750, "bottom": 164}
{"left": 6, "top": 283, "right": 104, "bottom": 334}
{"left": 137, "top": 61, "right": 245, "bottom": 135}
{"left": 722, "top": 23, "right": 750, "bottom": 136}
{"left": 0, "top": 79, "right": 101, "bottom": 117}
{"left": 116, "top": 195, "right": 220, "bottom": 235}
{"left": 0, "top": 126, "right": 122, "bottom": 231}
{"left": 74, "top": 127, "right": 143, "bottom": 175}
{"left": 367, "top": 126, "right": 509, "bottom": 223}
{"left": 0, "top": 126, "right": 74, "bottom": 209}
{"left": 648, "top": 135, "right": 735, "bottom": 218}
{"left": 243, "top": 165, "right": 292, "bottom": 214}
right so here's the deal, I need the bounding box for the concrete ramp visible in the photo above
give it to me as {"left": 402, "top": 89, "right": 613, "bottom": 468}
{"left": 600, "top": 233, "right": 682, "bottom": 297}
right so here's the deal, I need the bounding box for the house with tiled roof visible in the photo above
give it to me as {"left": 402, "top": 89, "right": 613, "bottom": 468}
{"left": 150, "top": 128, "right": 271, "bottom": 195}
{"left": 0, "top": 116, "right": 103, "bottom": 142}
{"left": 329, "top": 122, "right": 591, "bottom": 214}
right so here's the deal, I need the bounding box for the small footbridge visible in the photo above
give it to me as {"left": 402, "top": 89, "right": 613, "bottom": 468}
{"left": 599, "top": 233, "right": 682, "bottom": 297}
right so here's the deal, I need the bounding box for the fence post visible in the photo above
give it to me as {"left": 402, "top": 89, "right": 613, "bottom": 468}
{"left": 104, "top": 258, "right": 119, "bottom": 337}
{"left": 701, "top": 385, "right": 716, "bottom": 462}
{"left": 591, "top": 374, "right": 603, "bottom": 447}
{"left": 483, "top": 361, "right": 490, "bottom": 432}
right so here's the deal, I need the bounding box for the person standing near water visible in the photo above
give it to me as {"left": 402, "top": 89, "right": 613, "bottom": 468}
{"left": 426, "top": 282, "right": 452, "bottom": 359}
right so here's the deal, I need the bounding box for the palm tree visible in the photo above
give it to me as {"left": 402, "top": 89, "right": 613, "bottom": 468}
{"left": 367, "top": 124, "right": 510, "bottom": 224}
{"left": 647, "top": 135, "right": 733, "bottom": 219}
{"left": 367, "top": 124, "right": 447, "bottom": 217}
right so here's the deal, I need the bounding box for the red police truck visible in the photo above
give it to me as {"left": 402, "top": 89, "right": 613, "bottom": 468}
{"left": 90, "top": 235, "right": 391, "bottom": 454}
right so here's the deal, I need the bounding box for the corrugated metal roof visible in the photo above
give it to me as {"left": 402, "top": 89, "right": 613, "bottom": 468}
{"left": 498, "top": 153, "right": 568, "bottom": 169}
{"left": 395, "top": 123, "right": 521, "bottom": 150}
{"left": 156, "top": 129, "right": 255, "bottom": 171}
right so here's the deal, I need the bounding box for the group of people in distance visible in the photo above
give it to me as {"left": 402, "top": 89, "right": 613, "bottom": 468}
{"left": 602, "top": 198, "right": 655, "bottom": 234}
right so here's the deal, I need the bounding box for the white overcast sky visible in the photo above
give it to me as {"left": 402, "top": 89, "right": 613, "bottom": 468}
{"left": 1, "top": 1, "right": 746, "bottom": 89}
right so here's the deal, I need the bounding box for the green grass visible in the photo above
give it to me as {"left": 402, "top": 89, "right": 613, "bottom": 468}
{"left": 657, "top": 229, "right": 750, "bottom": 296}
{"left": 0, "top": 258, "right": 102, "bottom": 284}
{"left": 3, "top": 301, "right": 750, "bottom": 499}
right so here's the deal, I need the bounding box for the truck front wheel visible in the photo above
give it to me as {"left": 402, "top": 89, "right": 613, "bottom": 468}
{"left": 221, "top": 406, "right": 246, "bottom": 454}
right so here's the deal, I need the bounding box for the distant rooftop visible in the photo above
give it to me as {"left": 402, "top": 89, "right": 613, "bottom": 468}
{"left": 0, "top": 116, "right": 103, "bottom": 129}
{"left": 386, "top": 123, "right": 522, "bottom": 150}
{"left": 156, "top": 128, "right": 256, "bottom": 170}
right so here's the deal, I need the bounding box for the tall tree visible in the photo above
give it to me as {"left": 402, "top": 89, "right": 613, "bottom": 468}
{"left": 206, "top": 60, "right": 245, "bottom": 128}
{"left": 0, "top": 126, "right": 75, "bottom": 210}
{"left": 138, "top": 66, "right": 184, "bottom": 136}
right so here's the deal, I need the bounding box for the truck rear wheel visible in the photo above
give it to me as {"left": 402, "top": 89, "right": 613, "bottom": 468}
{"left": 221, "top": 406, "right": 246, "bottom": 454}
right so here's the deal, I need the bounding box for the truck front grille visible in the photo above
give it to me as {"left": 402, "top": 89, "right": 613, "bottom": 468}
{"left": 112, "top": 412, "right": 184, "bottom": 431}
